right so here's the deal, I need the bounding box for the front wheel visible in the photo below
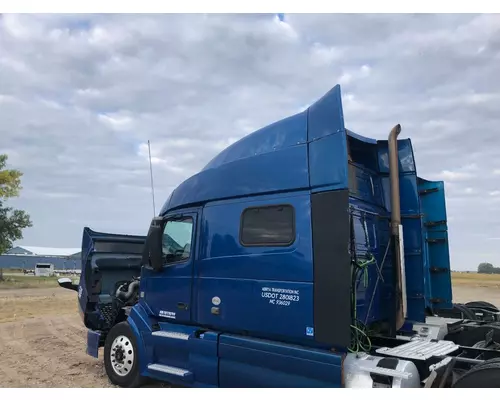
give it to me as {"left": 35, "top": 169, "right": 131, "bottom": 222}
{"left": 104, "top": 321, "right": 146, "bottom": 387}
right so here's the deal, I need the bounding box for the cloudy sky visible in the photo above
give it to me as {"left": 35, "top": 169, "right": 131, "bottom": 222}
{"left": 1, "top": 13, "right": 499, "bottom": 270}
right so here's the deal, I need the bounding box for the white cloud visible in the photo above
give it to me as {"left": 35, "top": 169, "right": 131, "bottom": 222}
{"left": 1, "top": 13, "right": 500, "bottom": 271}
{"left": 339, "top": 73, "right": 353, "bottom": 85}
{"left": 0, "top": 94, "right": 19, "bottom": 104}
{"left": 98, "top": 113, "right": 134, "bottom": 131}
{"left": 439, "top": 170, "right": 474, "bottom": 182}
{"left": 360, "top": 64, "right": 372, "bottom": 77}
{"left": 310, "top": 43, "right": 342, "bottom": 66}
{"left": 431, "top": 164, "right": 479, "bottom": 182}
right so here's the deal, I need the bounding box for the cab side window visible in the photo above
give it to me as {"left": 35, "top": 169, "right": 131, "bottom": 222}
{"left": 240, "top": 205, "right": 295, "bottom": 246}
{"left": 162, "top": 217, "right": 193, "bottom": 263}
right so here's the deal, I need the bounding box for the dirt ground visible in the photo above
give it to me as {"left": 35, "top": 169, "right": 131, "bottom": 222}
{"left": 1, "top": 283, "right": 500, "bottom": 388}
{"left": 0, "top": 287, "right": 113, "bottom": 388}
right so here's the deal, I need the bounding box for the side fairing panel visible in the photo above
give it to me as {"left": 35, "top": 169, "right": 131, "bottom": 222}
{"left": 309, "top": 133, "right": 349, "bottom": 191}
{"left": 418, "top": 178, "right": 453, "bottom": 310}
{"left": 308, "top": 84, "right": 345, "bottom": 142}
{"left": 311, "top": 189, "right": 351, "bottom": 348}
{"left": 166, "top": 113, "right": 310, "bottom": 212}
{"left": 308, "top": 84, "right": 349, "bottom": 192}
{"left": 218, "top": 335, "right": 343, "bottom": 388}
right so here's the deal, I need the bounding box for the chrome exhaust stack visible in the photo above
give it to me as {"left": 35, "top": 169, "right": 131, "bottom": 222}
{"left": 388, "top": 124, "right": 406, "bottom": 332}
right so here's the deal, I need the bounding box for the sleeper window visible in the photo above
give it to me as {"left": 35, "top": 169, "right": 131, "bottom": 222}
{"left": 240, "top": 205, "right": 295, "bottom": 246}
{"left": 162, "top": 217, "right": 193, "bottom": 263}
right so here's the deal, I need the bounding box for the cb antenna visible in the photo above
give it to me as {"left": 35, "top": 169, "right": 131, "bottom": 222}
{"left": 148, "top": 140, "right": 156, "bottom": 216}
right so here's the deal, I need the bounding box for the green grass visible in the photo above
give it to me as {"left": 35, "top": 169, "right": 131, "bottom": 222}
{"left": 0, "top": 274, "right": 79, "bottom": 290}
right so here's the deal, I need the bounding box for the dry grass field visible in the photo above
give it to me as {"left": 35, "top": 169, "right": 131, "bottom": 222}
{"left": 451, "top": 272, "right": 500, "bottom": 288}
{"left": 0, "top": 275, "right": 61, "bottom": 291}
{"left": 0, "top": 272, "right": 500, "bottom": 387}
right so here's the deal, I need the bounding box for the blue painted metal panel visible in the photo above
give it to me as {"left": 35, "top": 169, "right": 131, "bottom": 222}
{"left": 195, "top": 191, "right": 314, "bottom": 343}
{"left": 204, "top": 111, "right": 308, "bottom": 170}
{"left": 150, "top": 324, "right": 198, "bottom": 370}
{"left": 0, "top": 255, "right": 81, "bottom": 270}
{"left": 380, "top": 174, "right": 420, "bottom": 215}
{"left": 188, "top": 331, "right": 220, "bottom": 387}
{"left": 307, "top": 84, "right": 345, "bottom": 141}
{"left": 166, "top": 145, "right": 310, "bottom": 212}
{"left": 401, "top": 217, "right": 426, "bottom": 322}
{"left": 347, "top": 160, "right": 384, "bottom": 208}
{"left": 218, "top": 334, "right": 343, "bottom": 387}
{"left": 160, "top": 84, "right": 349, "bottom": 215}
{"left": 129, "top": 307, "right": 221, "bottom": 387}
{"left": 418, "top": 178, "right": 453, "bottom": 310}
{"left": 308, "top": 85, "right": 348, "bottom": 192}
{"left": 308, "top": 133, "right": 348, "bottom": 191}
{"left": 346, "top": 129, "right": 377, "bottom": 145}
{"left": 127, "top": 305, "right": 151, "bottom": 375}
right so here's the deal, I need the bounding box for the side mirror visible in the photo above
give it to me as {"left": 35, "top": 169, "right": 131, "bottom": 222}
{"left": 144, "top": 217, "right": 164, "bottom": 272}
{"left": 58, "top": 277, "right": 79, "bottom": 292}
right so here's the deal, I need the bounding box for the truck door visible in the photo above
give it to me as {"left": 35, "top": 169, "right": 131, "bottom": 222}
{"left": 142, "top": 211, "right": 198, "bottom": 323}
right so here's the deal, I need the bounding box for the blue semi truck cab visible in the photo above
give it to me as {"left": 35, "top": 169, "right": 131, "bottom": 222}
{"left": 59, "top": 84, "right": 500, "bottom": 388}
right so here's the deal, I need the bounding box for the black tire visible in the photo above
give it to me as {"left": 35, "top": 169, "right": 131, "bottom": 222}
{"left": 452, "top": 360, "right": 500, "bottom": 388}
{"left": 104, "top": 321, "right": 146, "bottom": 388}
{"left": 432, "top": 303, "right": 477, "bottom": 320}
{"left": 465, "top": 301, "right": 499, "bottom": 312}
{"left": 453, "top": 303, "right": 477, "bottom": 320}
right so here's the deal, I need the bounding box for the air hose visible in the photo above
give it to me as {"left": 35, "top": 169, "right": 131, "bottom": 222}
{"left": 349, "top": 255, "right": 376, "bottom": 353}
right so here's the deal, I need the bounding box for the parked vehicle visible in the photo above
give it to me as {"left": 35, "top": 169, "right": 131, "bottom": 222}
{"left": 60, "top": 84, "right": 500, "bottom": 388}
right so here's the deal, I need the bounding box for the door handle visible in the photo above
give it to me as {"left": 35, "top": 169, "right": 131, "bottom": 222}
{"left": 177, "top": 302, "right": 188, "bottom": 310}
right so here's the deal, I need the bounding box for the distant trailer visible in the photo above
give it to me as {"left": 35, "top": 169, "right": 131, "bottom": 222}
{"left": 35, "top": 263, "right": 54, "bottom": 277}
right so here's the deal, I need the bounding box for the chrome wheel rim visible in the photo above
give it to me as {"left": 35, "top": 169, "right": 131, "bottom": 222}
{"left": 110, "top": 335, "right": 134, "bottom": 376}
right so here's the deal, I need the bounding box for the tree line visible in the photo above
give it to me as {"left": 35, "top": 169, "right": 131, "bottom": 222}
{"left": 477, "top": 262, "right": 500, "bottom": 274}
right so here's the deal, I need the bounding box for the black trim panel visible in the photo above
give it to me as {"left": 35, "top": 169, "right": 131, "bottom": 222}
{"left": 311, "top": 189, "right": 351, "bottom": 348}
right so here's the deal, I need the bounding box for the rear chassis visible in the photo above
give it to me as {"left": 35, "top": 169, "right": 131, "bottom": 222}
{"left": 351, "top": 301, "right": 500, "bottom": 387}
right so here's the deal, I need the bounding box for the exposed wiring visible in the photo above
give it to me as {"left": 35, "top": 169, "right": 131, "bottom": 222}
{"left": 349, "top": 320, "right": 372, "bottom": 353}
{"left": 349, "top": 256, "right": 375, "bottom": 353}
{"left": 356, "top": 254, "right": 376, "bottom": 288}
{"left": 348, "top": 208, "right": 382, "bottom": 354}
{"left": 364, "top": 238, "right": 391, "bottom": 326}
